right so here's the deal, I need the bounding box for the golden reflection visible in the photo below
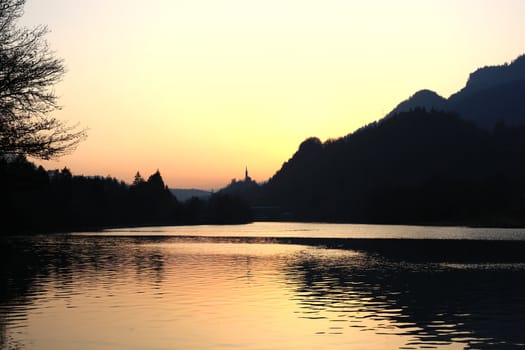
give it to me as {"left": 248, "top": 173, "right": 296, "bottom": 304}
{"left": 2, "top": 236, "right": 508, "bottom": 350}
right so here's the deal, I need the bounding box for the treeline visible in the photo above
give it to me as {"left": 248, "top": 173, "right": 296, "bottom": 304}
{"left": 254, "top": 109, "right": 525, "bottom": 226}
{"left": 5, "top": 109, "right": 525, "bottom": 230}
{"left": 0, "top": 158, "right": 252, "bottom": 234}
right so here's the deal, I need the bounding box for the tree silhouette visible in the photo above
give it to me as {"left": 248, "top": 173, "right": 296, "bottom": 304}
{"left": 132, "top": 171, "right": 145, "bottom": 186}
{"left": 147, "top": 170, "right": 166, "bottom": 191}
{"left": 0, "top": 0, "right": 86, "bottom": 159}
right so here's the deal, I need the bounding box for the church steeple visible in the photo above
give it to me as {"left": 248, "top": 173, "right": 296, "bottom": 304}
{"left": 245, "top": 166, "right": 248, "bottom": 181}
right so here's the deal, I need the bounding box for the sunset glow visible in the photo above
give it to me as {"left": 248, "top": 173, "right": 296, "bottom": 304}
{"left": 21, "top": 0, "right": 525, "bottom": 189}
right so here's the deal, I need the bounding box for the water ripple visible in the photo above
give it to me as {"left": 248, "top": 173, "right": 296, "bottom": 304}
{"left": 2, "top": 234, "right": 525, "bottom": 349}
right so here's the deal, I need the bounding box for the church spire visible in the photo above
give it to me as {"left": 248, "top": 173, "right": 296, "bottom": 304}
{"left": 245, "top": 166, "right": 248, "bottom": 181}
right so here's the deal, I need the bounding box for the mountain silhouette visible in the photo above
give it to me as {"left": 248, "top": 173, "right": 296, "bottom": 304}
{"left": 254, "top": 108, "right": 525, "bottom": 226}
{"left": 388, "top": 54, "right": 525, "bottom": 128}
{"left": 386, "top": 89, "right": 448, "bottom": 119}
{"left": 451, "top": 54, "right": 525, "bottom": 100}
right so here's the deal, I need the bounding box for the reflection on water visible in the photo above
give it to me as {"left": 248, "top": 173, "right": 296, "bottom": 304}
{"left": 286, "top": 254, "right": 525, "bottom": 349}
{"left": 1, "top": 232, "right": 525, "bottom": 349}
{"left": 95, "top": 222, "right": 525, "bottom": 240}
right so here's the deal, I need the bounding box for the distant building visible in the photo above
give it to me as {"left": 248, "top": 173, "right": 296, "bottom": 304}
{"left": 245, "top": 166, "right": 252, "bottom": 182}
{"left": 220, "top": 166, "right": 259, "bottom": 196}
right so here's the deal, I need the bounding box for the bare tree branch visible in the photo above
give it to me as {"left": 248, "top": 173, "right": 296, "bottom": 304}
{"left": 0, "top": 0, "right": 86, "bottom": 160}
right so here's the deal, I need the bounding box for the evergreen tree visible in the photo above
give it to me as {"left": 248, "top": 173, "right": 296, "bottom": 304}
{"left": 132, "top": 171, "right": 144, "bottom": 186}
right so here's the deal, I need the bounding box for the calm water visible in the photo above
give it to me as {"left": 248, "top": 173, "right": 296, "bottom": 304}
{"left": 2, "top": 223, "right": 525, "bottom": 350}
{"left": 85, "top": 222, "right": 525, "bottom": 240}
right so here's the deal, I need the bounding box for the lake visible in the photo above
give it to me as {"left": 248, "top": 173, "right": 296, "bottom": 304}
{"left": 2, "top": 222, "right": 525, "bottom": 349}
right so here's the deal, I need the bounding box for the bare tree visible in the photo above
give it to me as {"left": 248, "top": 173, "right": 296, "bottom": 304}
{"left": 0, "top": 0, "right": 86, "bottom": 160}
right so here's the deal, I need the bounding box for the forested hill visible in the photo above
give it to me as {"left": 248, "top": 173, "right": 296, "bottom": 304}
{"left": 1, "top": 159, "right": 252, "bottom": 234}
{"left": 255, "top": 109, "right": 525, "bottom": 226}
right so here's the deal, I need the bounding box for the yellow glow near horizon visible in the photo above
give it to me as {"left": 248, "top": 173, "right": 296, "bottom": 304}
{"left": 19, "top": 0, "right": 525, "bottom": 189}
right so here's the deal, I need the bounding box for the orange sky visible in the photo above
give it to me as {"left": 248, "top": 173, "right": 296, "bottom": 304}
{"left": 20, "top": 0, "right": 525, "bottom": 189}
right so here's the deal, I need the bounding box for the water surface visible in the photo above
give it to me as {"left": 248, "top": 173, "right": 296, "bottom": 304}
{"left": 89, "top": 222, "right": 525, "bottom": 240}
{"left": 2, "top": 223, "right": 525, "bottom": 349}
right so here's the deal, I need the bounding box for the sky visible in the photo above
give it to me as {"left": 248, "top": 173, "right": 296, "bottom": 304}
{"left": 20, "top": 0, "right": 525, "bottom": 189}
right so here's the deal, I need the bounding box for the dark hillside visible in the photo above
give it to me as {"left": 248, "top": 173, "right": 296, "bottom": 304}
{"left": 388, "top": 54, "right": 525, "bottom": 129}
{"left": 256, "top": 109, "right": 525, "bottom": 226}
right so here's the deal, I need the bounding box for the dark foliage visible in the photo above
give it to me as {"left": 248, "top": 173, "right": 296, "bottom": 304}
{"left": 0, "top": 158, "right": 252, "bottom": 234}
{"left": 254, "top": 109, "right": 525, "bottom": 226}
